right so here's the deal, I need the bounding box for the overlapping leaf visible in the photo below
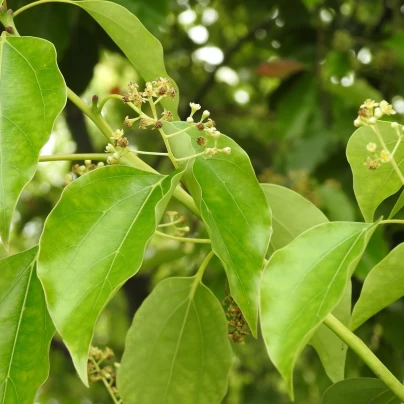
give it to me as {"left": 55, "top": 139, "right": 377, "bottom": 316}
{"left": 347, "top": 121, "right": 404, "bottom": 222}
{"left": 38, "top": 165, "right": 184, "bottom": 385}
{"left": 262, "top": 184, "right": 349, "bottom": 382}
{"left": 0, "top": 246, "right": 54, "bottom": 403}
{"left": 166, "top": 122, "right": 272, "bottom": 336}
{"left": 118, "top": 277, "right": 232, "bottom": 404}
{"left": 260, "top": 221, "right": 376, "bottom": 398}
{"left": 0, "top": 34, "right": 66, "bottom": 245}
{"left": 322, "top": 378, "right": 400, "bottom": 404}
{"left": 351, "top": 243, "right": 404, "bottom": 330}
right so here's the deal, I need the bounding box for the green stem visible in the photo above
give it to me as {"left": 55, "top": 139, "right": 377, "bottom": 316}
{"left": 190, "top": 250, "right": 215, "bottom": 296}
{"left": 164, "top": 126, "right": 191, "bottom": 139}
{"left": 158, "top": 218, "right": 184, "bottom": 228}
{"left": 155, "top": 230, "right": 211, "bottom": 244}
{"left": 39, "top": 153, "right": 108, "bottom": 162}
{"left": 380, "top": 219, "right": 404, "bottom": 225}
{"left": 323, "top": 314, "right": 404, "bottom": 400}
{"left": 371, "top": 124, "right": 404, "bottom": 185}
{"left": 175, "top": 151, "right": 205, "bottom": 163}
{"left": 131, "top": 150, "right": 168, "bottom": 156}
{"left": 98, "top": 94, "right": 123, "bottom": 111}
{"left": 13, "top": 0, "right": 74, "bottom": 17}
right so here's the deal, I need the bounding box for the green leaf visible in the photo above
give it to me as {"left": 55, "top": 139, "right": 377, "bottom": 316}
{"left": 322, "top": 378, "right": 400, "bottom": 404}
{"left": 309, "top": 282, "right": 351, "bottom": 383}
{"left": 0, "top": 34, "right": 66, "bottom": 245}
{"left": 38, "top": 165, "right": 184, "bottom": 385}
{"left": 261, "top": 184, "right": 327, "bottom": 255}
{"left": 75, "top": 0, "right": 179, "bottom": 116}
{"left": 166, "top": 122, "right": 272, "bottom": 336}
{"left": 260, "top": 221, "right": 376, "bottom": 398}
{"left": 118, "top": 277, "right": 232, "bottom": 404}
{"left": 0, "top": 246, "right": 54, "bottom": 403}
{"left": 351, "top": 243, "right": 404, "bottom": 330}
{"left": 347, "top": 121, "right": 404, "bottom": 222}
{"left": 389, "top": 189, "right": 404, "bottom": 218}
{"left": 261, "top": 184, "right": 349, "bottom": 383}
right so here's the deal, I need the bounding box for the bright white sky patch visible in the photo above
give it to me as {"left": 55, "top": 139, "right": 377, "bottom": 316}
{"left": 393, "top": 96, "right": 404, "bottom": 114}
{"left": 341, "top": 72, "right": 354, "bottom": 87}
{"left": 202, "top": 8, "right": 218, "bottom": 25}
{"left": 234, "top": 89, "right": 250, "bottom": 104}
{"left": 215, "top": 66, "right": 239, "bottom": 86}
{"left": 357, "top": 47, "right": 372, "bottom": 64}
{"left": 193, "top": 46, "right": 224, "bottom": 65}
{"left": 178, "top": 9, "right": 196, "bottom": 25}
{"left": 188, "top": 25, "right": 209, "bottom": 44}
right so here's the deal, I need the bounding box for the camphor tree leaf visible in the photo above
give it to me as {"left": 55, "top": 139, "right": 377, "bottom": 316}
{"left": 74, "top": 0, "right": 179, "bottom": 116}
{"left": 0, "top": 33, "right": 66, "bottom": 246}
{"left": 118, "top": 276, "right": 232, "bottom": 404}
{"left": 38, "top": 165, "right": 184, "bottom": 385}
{"left": 389, "top": 189, "right": 404, "bottom": 218}
{"left": 351, "top": 243, "right": 404, "bottom": 330}
{"left": 0, "top": 246, "right": 55, "bottom": 403}
{"left": 166, "top": 122, "right": 272, "bottom": 336}
{"left": 322, "top": 378, "right": 401, "bottom": 404}
{"left": 260, "top": 221, "right": 377, "bottom": 398}
{"left": 347, "top": 121, "right": 404, "bottom": 222}
{"left": 261, "top": 184, "right": 349, "bottom": 383}
{"left": 261, "top": 184, "right": 327, "bottom": 255}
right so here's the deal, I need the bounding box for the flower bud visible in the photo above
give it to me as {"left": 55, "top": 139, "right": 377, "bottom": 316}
{"left": 189, "top": 102, "right": 201, "bottom": 117}
{"left": 84, "top": 160, "right": 91, "bottom": 166}
{"left": 105, "top": 143, "right": 115, "bottom": 153}
{"left": 354, "top": 119, "right": 362, "bottom": 127}
{"left": 112, "top": 152, "right": 121, "bottom": 160}
{"left": 368, "top": 117, "right": 377, "bottom": 125}
{"left": 186, "top": 117, "right": 194, "bottom": 123}
{"left": 374, "top": 107, "right": 383, "bottom": 118}
{"left": 391, "top": 122, "right": 399, "bottom": 129}
{"left": 222, "top": 147, "right": 231, "bottom": 155}
{"left": 201, "top": 110, "right": 210, "bottom": 120}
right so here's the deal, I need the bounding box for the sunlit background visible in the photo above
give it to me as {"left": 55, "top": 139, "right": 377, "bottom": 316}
{"left": 4, "top": 0, "right": 404, "bottom": 402}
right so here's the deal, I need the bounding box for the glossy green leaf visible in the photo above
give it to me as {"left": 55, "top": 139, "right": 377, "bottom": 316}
{"left": 118, "top": 277, "right": 232, "bottom": 404}
{"left": 261, "top": 184, "right": 327, "bottom": 255}
{"left": 166, "top": 122, "right": 272, "bottom": 336}
{"left": 260, "top": 221, "right": 376, "bottom": 398}
{"left": 389, "top": 189, "right": 404, "bottom": 218}
{"left": 351, "top": 243, "right": 404, "bottom": 330}
{"left": 75, "top": 0, "right": 179, "bottom": 116}
{"left": 0, "top": 34, "right": 66, "bottom": 245}
{"left": 322, "top": 378, "right": 400, "bottom": 404}
{"left": 0, "top": 246, "right": 54, "bottom": 403}
{"left": 38, "top": 165, "right": 184, "bottom": 385}
{"left": 347, "top": 121, "right": 404, "bottom": 222}
{"left": 261, "top": 184, "right": 349, "bottom": 383}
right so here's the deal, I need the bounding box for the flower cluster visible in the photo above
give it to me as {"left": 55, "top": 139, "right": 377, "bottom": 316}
{"left": 106, "top": 129, "right": 130, "bottom": 165}
{"left": 223, "top": 294, "right": 250, "bottom": 344}
{"left": 88, "top": 346, "right": 120, "bottom": 401}
{"left": 354, "top": 99, "right": 396, "bottom": 127}
{"left": 65, "top": 160, "right": 104, "bottom": 185}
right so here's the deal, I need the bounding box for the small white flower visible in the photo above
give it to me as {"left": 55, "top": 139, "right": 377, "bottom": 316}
{"left": 221, "top": 147, "right": 231, "bottom": 155}
{"left": 379, "top": 100, "right": 396, "bottom": 116}
{"left": 189, "top": 102, "right": 201, "bottom": 117}
{"left": 380, "top": 149, "right": 392, "bottom": 163}
{"left": 368, "top": 117, "right": 377, "bottom": 125}
{"left": 374, "top": 107, "right": 383, "bottom": 118}
{"left": 366, "top": 142, "right": 377, "bottom": 153}
{"left": 361, "top": 99, "right": 378, "bottom": 109}
{"left": 111, "top": 129, "right": 124, "bottom": 140}
{"left": 105, "top": 143, "right": 115, "bottom": 153}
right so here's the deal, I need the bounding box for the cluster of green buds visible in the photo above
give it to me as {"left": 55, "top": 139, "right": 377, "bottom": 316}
{"left": 354, "top": 99, "right": 396, "bottom": 127}
{"left": 159, "top": 211, "right": 190, "bottom": 236}
{"left": 223, "top": 294, "right": 249, "bottom": 344}
{"left": 65, "top": 160, "right": 104, "bottom": 185}
{"left": 105, "top": 129, "right": 130, "bottom": 165}
{"left": 88, "top": 346, "right": 120, "bottom": 401}
{"left": 187, "top": 102, "right": 231, "bottom": 156}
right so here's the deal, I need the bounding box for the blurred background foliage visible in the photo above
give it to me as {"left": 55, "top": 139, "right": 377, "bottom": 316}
{"left": 4, "top": 0, "right": 404, "bottom": 402}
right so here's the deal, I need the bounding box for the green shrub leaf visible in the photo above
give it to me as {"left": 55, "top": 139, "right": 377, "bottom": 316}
{"left": 0, "top": 34, "right": 66, "bottom": 246}
{"left": 118, "top": 277, "right": 232, "bottom": 404}
{"left": 260, "top": 221, "right": 377, "bottom": 398}
{"left": 0, "top": 246, "right": 54, "bottom": 403}
{"left": 38, "top": 165, "right": 184, "bottom": 385}
{"left": 76, "top": 0, "right": 179, "bottom": 116}
{"left": 261, "top": 184, "right": 349, "bottom": 383}
{"left": 322, "top": 378, "right": 400, "bottom": 404}
{"left": 351, "top": 243, "right": 404, "bottom": 330}
{"left": 347, "top": 121, "right": 404, "bottom": 222}
{"left": 167, "top": 122, "right": 272, "bottom": 336}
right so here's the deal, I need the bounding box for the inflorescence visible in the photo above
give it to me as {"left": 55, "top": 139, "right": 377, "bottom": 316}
{"left": 104, "top": 78, "right": 232, "bottom": 166}
{"left": 353, "top": 99, "right": 403, "bottom": 170}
